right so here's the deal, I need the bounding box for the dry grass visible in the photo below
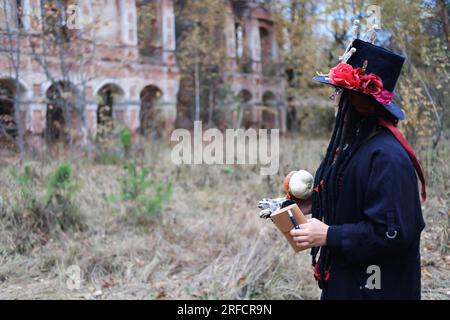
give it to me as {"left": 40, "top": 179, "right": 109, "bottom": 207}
{"left": 0, "top": 136, "right": 448, "bottom": 300}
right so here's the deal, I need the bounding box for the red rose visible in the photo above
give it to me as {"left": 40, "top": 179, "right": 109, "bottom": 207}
{"left": 374, "top": 88, "right": 394, "bottom": 105}
{"left": 329, "top": 63, "right": 361, "bottom": 89}
{"left": 353, "top": 67, "right": 365, "bottom": 78}
{"left": 360, "top": 73, "right": 383, "bottom": 96}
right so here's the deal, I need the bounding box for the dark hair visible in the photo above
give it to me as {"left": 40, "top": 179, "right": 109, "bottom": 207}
{"left": 311, "top": 90, "right": 383, "bottom": 289}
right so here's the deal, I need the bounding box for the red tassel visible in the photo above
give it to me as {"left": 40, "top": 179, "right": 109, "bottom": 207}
{"left": 324, "top": 269, "right": 331, "bottom": 282}
{"left": 313, "top": 258, "right": 331, "bottom": 282}
{"left": 333, "top": 148, "right": 340, "bottom": 161}
{"left": 314, "top": 179, "right": 325, "bottom": 193}
{"left": 313, "top": 262, "right": 321, "bottom": 280}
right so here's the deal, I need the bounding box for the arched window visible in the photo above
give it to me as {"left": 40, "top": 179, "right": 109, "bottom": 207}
{"left": 0, "top": 79, "right": 23, "bottom": 149}
{"left": 235, "top": 23, "right": 243, "bottom": 59}
{"left": 41, "top": 0, "right": 76, "bottom": 42}
{"left": 0, "top": 0, "right": 25, "bottom": 29}
{"left": 45, "top": 81, "right": 79, "bottom": 144}
{"left": 235, "top": 89, "right": 253, "bottom": 128}
{"left": 259, "top": 27, "right": 273, "bottom": 76}
{"left": 16, "top": 0, "right": 24, "bottom": 28}
{"left": 262, "top": 91, "right": 277, "bottom": 129}
{"left": 96, "top": 84, "right": 125, "bottom": 137}
{"left": 235, "top": 22, "right": 251, "bottom": 73}
{"left": 136, "top": 0, "right": 162, "bottom": 62}
{"left": 140, "top": 85, "right": 162, "bottom": 136}
{"left": 238, "top": 89, "right": 252, "bottom": 104}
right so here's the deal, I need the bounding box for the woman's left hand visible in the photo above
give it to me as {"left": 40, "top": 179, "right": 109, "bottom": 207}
{"left": 289, "top": 218, "right": 329, "bottom": 249}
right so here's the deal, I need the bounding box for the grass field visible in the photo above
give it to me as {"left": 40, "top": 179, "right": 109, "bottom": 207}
{"left": 0, "top": 135, "right": 448, "bottom": 299}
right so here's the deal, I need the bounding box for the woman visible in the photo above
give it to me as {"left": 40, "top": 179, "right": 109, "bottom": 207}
{"left": 290, "top": 39, "right": 426, "bottom": 299}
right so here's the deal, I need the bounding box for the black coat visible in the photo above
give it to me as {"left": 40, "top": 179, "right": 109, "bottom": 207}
{"left": 322, "top": 130, "right": 425, "bottom": 300}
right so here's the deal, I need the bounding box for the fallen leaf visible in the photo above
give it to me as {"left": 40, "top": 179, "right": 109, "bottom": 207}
{"left": 101, "top": 280, "right": 114, "bottom": 289}
{"left": 156, "top": 289, "right": 166, "bottom": 299}
{"left": 421, "top": 267, "right": 432, "bottom": 279}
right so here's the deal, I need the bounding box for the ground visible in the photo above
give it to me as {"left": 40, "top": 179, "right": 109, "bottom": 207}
{"left": 0, "top": 136, "right": 448, "bottom": 299}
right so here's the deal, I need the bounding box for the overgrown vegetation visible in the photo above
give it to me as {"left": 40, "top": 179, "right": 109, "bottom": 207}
{"left": 1, "top": 162, "right": 84, "bottom": 254}
{"left": 9, "top": 164, "right": 36, "bottom": 208}
{"left": 0, "top": 137, "right": 448, "bottom": 299}
{"left": 119, "top": 128, "right": 133, "bottom": 157}
{"left": 93, "top": 127, "right": 134, "bottom": 165}
{"left": 109, "top": 161, "right": 172, "bottom": 224}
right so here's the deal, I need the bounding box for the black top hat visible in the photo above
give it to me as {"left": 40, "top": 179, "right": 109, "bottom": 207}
{"left": 313, "top": 39, "right": 405, "bottom": 120}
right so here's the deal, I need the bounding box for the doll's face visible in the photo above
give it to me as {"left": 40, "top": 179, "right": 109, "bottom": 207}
{"left": 329, "top": 88, "right": 343, "bottom": 117}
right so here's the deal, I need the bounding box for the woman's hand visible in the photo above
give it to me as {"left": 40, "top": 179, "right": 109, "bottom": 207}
{"left": 289, "top": 218, "right": 329, "bottom": 249}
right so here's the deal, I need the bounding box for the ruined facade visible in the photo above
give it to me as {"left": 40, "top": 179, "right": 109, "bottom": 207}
{"left": 0, "top": 0, "right": 285, "bottom": 150}
{"left": 223, "top": 1, "right": 286, "bottom": 131}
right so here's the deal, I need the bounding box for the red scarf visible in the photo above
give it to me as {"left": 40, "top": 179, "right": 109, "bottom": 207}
{"left": 377, "top": 117, "right": 426, "bottom": 203}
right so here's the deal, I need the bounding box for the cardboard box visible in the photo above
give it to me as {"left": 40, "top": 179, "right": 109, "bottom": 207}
{"left": 270, "top": 203, "right": 308, "bottom": 253}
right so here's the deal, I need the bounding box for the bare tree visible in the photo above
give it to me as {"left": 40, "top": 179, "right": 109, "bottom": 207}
{"left": 26, "top": 0, "right": 98, "bottom": 150}
{"left": 0, "top": 0, "right": 26, "bottom": 157}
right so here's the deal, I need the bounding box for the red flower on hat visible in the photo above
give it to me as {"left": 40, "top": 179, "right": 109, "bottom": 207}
{"left": 374, "top": 88, "right": 395, "bottom": 105}
{"left": 353, "top": 67, "right": 365, "bottom": 78}
{"left": 360, "top": 73, "right": 383, "bottom": 96}
{"left": 326, "top": 63, "right": 395, "bottom": 105}
{"left": 329, "top": 63, "right": 361, "bottom": 89}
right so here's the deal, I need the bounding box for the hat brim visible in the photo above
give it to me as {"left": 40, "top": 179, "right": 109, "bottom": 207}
{"left": 313, "top": 75, "right": 405, "bottom": 120}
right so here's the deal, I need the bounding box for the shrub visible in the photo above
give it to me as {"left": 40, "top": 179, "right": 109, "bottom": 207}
{"left": 9, "top": 164, "right": 36, "bottom": 207}
{"left": 119, "top": 128, "right": 133, "bottom": 157}
{"left": 110, "top": 161, "right": 172, "bottom": 221}
{"left": 46, "top": 162, "right": 77, "bottom": 206}
{"left": 3, "top": 162, "right": 84, "bottom": 254}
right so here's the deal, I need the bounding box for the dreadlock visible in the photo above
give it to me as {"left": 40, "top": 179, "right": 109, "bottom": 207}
{"left": 311, "top": 90, "right": 389, "bottom": 289}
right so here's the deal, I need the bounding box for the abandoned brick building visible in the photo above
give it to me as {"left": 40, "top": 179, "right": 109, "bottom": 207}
{"left": 0, "top": 0, "right": 286, "bottom": 149}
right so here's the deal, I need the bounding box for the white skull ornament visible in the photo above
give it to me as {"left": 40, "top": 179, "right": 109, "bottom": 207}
{"left": 288, "top": 170, "right": 314, "bottom": 200}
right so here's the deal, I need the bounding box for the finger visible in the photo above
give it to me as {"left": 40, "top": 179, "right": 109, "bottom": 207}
{"left": 300, "top": 221, "right": 311, "bottom": 227}
{"left": 296, "top": 242, "right": 312, "bottom": 249}
{"left": 293, "top": 236, "right": 309, "bottom": 243}
{"left": 297, "top": 223, "right": 312, "bottom": 233}
{"left": 290, "top": 229, "right": 309, "bottom": 236}
{"left": 301, "top": 222, "right": 312, "bottom": 228}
